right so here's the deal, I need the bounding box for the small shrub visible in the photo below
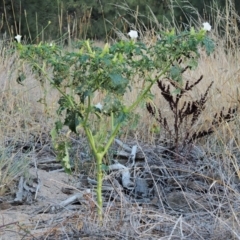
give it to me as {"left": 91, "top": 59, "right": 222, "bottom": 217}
{"left": 17, "top": 25, "right": 214, "bottom": 219}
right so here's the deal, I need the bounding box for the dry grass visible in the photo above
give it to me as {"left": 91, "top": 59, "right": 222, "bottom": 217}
{"left": 1, "top": 1, "right": 240, "bottom": 239}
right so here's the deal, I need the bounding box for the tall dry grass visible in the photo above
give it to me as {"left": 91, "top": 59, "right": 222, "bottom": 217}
{"left": 0, "top": 0, "right": 239, "bottom": 193}
{"left": 0, "top": 43, "right": 60, "bottom": 194}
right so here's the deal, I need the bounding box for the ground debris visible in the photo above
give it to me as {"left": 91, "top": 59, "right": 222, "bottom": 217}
{"left": 1, "top": 139, "right": 240, "bottom": 239}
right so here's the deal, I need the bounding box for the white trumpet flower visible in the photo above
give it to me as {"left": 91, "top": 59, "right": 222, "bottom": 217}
{"left": 203, "top": 22, "right": 211, "bottom": 31}
{"left": 128, "top": 30, "right": 138, "bottom": 39}
{"left": 15, "top": 35, "right": 22, "bottom": 43}
{"left": 95, "top": 103, "right": 103, "bottom": 110}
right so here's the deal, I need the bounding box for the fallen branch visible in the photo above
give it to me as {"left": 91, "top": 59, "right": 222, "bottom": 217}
{"left": 109, "top": 163, "right": 134, "bottom": 189}
{"left": 14, "top": 176, "right": 24, "bottom": 203}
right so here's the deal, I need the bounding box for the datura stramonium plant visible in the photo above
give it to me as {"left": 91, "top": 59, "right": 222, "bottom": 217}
{"left": 17, "top": 22, "right": 214, "bottom": 220}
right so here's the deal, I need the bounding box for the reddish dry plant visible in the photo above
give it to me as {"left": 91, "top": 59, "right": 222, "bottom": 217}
{"left": 147, "top": 67, "right": 237, "bottom": 158}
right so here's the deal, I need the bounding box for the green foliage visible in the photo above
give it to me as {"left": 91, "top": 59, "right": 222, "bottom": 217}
{"left": 17, "top": 26, "right": 214, "bottom": 219}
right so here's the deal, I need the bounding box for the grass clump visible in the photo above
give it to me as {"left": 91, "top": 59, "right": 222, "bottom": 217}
{"left": 0, "top": 147, "right": 28, "bottom": 196}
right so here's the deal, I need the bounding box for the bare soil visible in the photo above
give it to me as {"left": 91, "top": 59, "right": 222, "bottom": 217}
{"left": 1, "top": 141, "right": 240, "bottom": 240}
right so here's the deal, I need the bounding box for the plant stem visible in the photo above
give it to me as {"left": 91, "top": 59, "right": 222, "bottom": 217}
{"left": 82, "top": 95, "right": 91, "bottom": 126}
{"left": 84, "top": 119, "right": 122, "bottom": 221}
{"left": 84, "top": 126, "right": 104, "bottom": 220}
{"left": 89, "top": 62, "right": 173, "bottom": 219}
{"left": 102, "top": 122, "right": 122, "bottom": 156}
{"left": 84, "top": 127, "right": 97, "bottom": 153}
{"left": 128, "top": 63, "right": 171, "bottom": 113}
{"left": 95, "top": 152, "right": 104, "bottom": 221}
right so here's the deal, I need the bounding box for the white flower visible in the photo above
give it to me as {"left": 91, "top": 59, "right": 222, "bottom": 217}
{"left": 203, "top": 22, "right": 211, "bottom": 31}
{"left": 128, "top": 30, "right": 138, "bottom": 39}
{"left": 15, "top": 34, "right": 22, "bottom": 43}
{"left": 95, "top": 103, "right": 103, "bottom": 110}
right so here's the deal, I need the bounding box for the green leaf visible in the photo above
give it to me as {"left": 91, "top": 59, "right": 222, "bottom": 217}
{"left": 129, "top": 113, "right": 140, "bottom": 130}
{"left": 114, "top": 112, "right": 128, "bottom": 126}
{"left": 109, "top": 73, "right": 128, "bottom": 94}
{"left": 55, "top": 120, "right": 63, "bottom": 132}
{"left": 202, "top": 37, "right": 215, "bottom": 55}
{"left": 188, "top": 59, "right": 198, "bottom": 70}
{"left": 101, "top": 164, "right": 109, "bottom": 171}
{"left": 64, "top": 110, "right": 81, "bottom": 133}
{"left": 50, "top": 127, "right": 58, "bottom": 141}
{"left": 169, "top": 65, "right": 182, "bottom": 83}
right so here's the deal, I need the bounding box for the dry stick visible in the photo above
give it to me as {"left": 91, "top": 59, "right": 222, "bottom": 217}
{"left": 72, "top": 14, "right": 76, "bottom": 39}
{"left": 24, "top": 10, "right": 32, "bottom": 42}
{"left": 33, "top": 154, "right": 41, "bottom": 200}
{"left": 14, "top": 176, "right": 24, "bottom": 203}
{"left": 74, "top": 11, "right": 77, "bottom": 39}
{"left": 48, "top": 179, "right": 101, "bottom": 213}
{"left": 16, "top": 222, "right": 39, "bottom": 240}
{"left": 99, "top": 0, "right": 108, "bottom": 41}
{"left": 0, "top": 14, "right": 3, "bottom": 32}
{"left": 36, "top": 13, "right": 39, "bottom": 44}
{"left": 115, "top": 138, "right": 132, "bottom": 152}
{"left": 128, "top": 145, "right": 137, "bottom": 168}
{"left": 135, "top": 5, "right": 139, "bottom": 29}
{"left": 58, "top": 2, "right": 63, "bottom": 37}
{"left": 2, "top": 0, "right": 11, "bottom": 39}
{"left": 85, "top": 8, "right": 92, "bottom": 40}
{"left": 136, "top": 141, "right": 166, "bottom": 214}
{"left": 59, "top": 193, "right": 84, "bottom": 208}
{"left": 10, "top": 0, "right": 18, "bottom": 34}
{"left": 18, "top": 0, "right": 21, "bottom": 35}
{"left": 168, "top": 215, "right": 183, "bottom": 240}
{"left": 41, "top": 25, "right": 43, "bottom": 42}
{"left": 109, "top": 163, "right": 134, "bottom": 189}
{"left": 67, "top": 13, "right": 71, "bottom": 48}
{"left": 0, "top": 221, "right": 19, "bottom": 229}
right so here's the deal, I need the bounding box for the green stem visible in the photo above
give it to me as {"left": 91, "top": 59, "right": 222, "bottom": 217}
{"left": 32, "top": 21, "right": 51, "bottom": 43}
{"left": 90, "top": 63, "right": 174, "bottom": 220}
{"left": 111, "top": 112, "right": 114, "bottom": 132}
{"left": 82, "top": 95, "right": 91, "bottom": 126}
{"left": 95, "top": 153, "right": 103, "bottom": 221}
{"left": 84, "top": 125, "right": 104, "bottom": 221}
{"left": 102, "top": 122, "right": 122, "bottom": 156}
{"left": 84, "top": 118, "right": 122, "bottom": 221}
{"left": 84, "top": 127, "right": 97, "bottom": 153}
{"left": 128, "top": 62, "right": 172, "bottom": 113}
